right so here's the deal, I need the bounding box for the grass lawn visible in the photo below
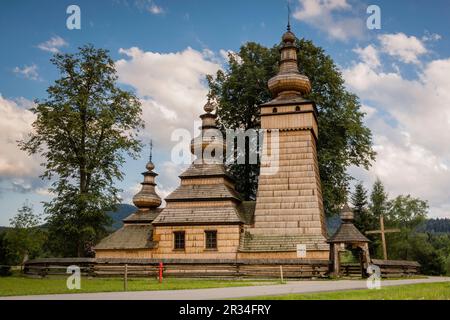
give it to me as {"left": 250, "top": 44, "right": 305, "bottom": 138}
{"left": 0, "top": 273, "right": 275, "bottom": 297}
{"left": 245, "top": 282, "right": 450, "bottom": 300}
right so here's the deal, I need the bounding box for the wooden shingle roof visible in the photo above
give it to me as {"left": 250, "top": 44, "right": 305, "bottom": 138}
{"left": 328, "top": 222, "right": 370, "bottom": 243}
{"left": 123, "top": 208, "right": 162, "bottom": 224}
{"left": 179, "top": 164, "right": 231, "bottom": 178}
{"left": 152, "top": 206, "right": 245, "bottom": 225}
{"left": 94, "top": 225, "right": 156, "bottom": 250}
{"left": 165, "top": 184, "right": 241, "bottom": 202}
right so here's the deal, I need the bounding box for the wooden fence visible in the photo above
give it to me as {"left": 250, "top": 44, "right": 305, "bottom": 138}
{"left": 24, "top": 258, "right": 329, "bottom": 279}
{"left": 371, "top": 259, "right": 421, "bottom": 278}
{"left": 23, "top": 258, "right": 420, "bottom": 278}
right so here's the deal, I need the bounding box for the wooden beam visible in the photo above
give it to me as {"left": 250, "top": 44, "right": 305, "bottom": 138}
{"left": 365, "top": 215, "right": 400, "bottom": 260}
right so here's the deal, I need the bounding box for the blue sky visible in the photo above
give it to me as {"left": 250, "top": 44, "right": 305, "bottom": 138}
{"left": 1, "top": 0, "right": 450, "bottom": 225}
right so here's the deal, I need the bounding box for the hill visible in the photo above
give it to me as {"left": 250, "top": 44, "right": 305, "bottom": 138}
{"left": 326, "top": 214, "right": 341, "bottom": 236}
{"left": 0, "top": 226, "right": 11, "bottom": 234}
{"left": 2, "top": 207, "right": 446, "bottom": 235}
{"left": 0, "top": 204, "right": 137, "bottom": 234}
{"left": 417, "top": 218, "right": 450, "bottom": 234}
{"left": 106, "top": 204, "right": 137, "bottom": 231}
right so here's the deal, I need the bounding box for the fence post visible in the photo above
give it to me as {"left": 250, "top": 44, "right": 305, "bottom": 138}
{"left": 159, "top": 262, "right": 163, "bottom": 283}
{"left": 280, "top": 265, "right": 284, "bottom": 284}
{"left": 124, "top": 264, "right": 128, "bottom": 291}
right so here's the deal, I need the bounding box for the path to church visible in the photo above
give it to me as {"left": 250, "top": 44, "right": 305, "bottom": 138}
{"left": 2, "top": 277, "right": 449, "bottom": 300}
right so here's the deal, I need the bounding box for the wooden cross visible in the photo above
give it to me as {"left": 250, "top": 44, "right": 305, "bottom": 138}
{"left": 366, "top": 215, "right": 400, "bottom": 260}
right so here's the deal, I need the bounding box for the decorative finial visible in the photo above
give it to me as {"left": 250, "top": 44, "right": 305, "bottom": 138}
{"left": 204, "top": 99, "right": 215, "bottom": 113}
{"left": 287, "top": 0, "right": 291, "bottom": 31}
{"left": 340, "top": 203, "right": 354, "bottom": 222}
{"left": 149, "top": 139, "right": 153, "bottom": 162}
{"left": 133, "top": 140, "right": 161, "bottom": 209}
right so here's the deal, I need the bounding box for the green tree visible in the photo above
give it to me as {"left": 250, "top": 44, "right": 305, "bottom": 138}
{"left": 208, "top": 43, "right": 278, "bottom": 199}
{"left": 0, "top": 232, "right": 7, "bottom": 265}
{"left": 351, "top": 181, "right": 375, "bottom": 234}
{"left": 407, "top": 233, "right": 446, "bottom": 275}
{"left": 19, "top": 45, "right": 144, "bottom": 257}
{"left": 369, "top": 178, "right": 389, "bottom": 218}
{"left": 387, "top": 195, "right": 428, "bottom": 229}
{"left": 208, "top": 39, "right": 375, "bottom": 214}
{"left": 4, "top": 202, "right": 47, "bottom": 265}
{"left": 367, "top": 178, "right": 390, "bottom": 256}
{"left": 385, "top": 195, "right": 428, "bottom": 261}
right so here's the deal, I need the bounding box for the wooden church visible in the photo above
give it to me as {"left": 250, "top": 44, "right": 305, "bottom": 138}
{"left": 95, "top": 26, "right": 329, "bottom": 261}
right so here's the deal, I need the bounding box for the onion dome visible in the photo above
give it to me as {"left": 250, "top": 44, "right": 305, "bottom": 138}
{"left": 282, "top": 30, "right": 296, "bottom": 43}
{"left": 132, "top": 142, "right": 162, "bottom": 209}
{"left": 190, "top": 100, "right": 225, "bottom": 163}
{"left": 267, "top": 26, "right": 311, "bottom": 98}
{"left": 340, "top": 203, "right": 355, "bottom": 223}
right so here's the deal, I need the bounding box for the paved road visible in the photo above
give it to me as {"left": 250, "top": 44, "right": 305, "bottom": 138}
{"left": 2, "top": 277, "right": 449, "bottom": 300}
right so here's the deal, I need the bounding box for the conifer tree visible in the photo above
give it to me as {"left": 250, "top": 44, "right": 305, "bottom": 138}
{"left": 351, "top": 181, "right": 374, "bottom": 234}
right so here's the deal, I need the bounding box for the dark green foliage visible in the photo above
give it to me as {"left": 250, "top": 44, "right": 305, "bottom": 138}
{"left": 417, "top": 218, "right": 450, "bottom": 233}
{"left": 347, "top": 179, "right": 450, "bottom": 276}
{"left": 351, "top": 181, "right": 376, "bottom": 234}
{"left": 0, "top": 227, "right": 11, "bottom": 233}
{"left": 0, "top": 232, "right": 7, "bottom": 266}
{"left": 369, "top": 178, "right": 389, "bottom": 218}
{"left": 0, "top": 265, "right": 11, "bottom": 277}
{"left": 207, "top": 43, "right": 277, "bottom": 199}
{"left": 384, "top": 195, "right": 428, "bottom": 262}
{"left": 19, "top": 45, "right": 144, "bottom": 257}
{"left": 208, "top": 39, "right": 375, "bottom": 214}
{"left": 407, "top": 234, "right": 447, "bottom": 275}
{"left": 3, "top": 203, "right": 47, "bottom": 265}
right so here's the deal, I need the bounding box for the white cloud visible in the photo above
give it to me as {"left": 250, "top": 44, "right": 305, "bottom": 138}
{"left": 293, "top": 0, "right": 364, "bottom": 41}
{"left": 35, "top": 187, "right": 54, "bottom": 197}
{"left": 219, "top": 49, "right": 242, "bottom": 64}
{"left": 13, "top": 64, "right": 39, "bottom": 80}
{"left": 115, "top": 47, "right": 222, "bottom": 205}
{"left": 37, "top": 36, "right": 68, "bottom": 53}
{"left": 129, "top": 0, "right": 164, "bottom": 14}
{"left": 115, "top": 46, "right": 221, "bottom": 151}
{"left": 148, "top": 3, "right": 163, "bottom": 14}
{"left": 0, "top": 95, "right": 39, "bottom": 179}
{"left": 353, "top": 45, "right": 380, "bottom": 69}
{"left": 422, "top": 32, "right": 442, "bottom": 42}
{"left": 378, "top": 33, "right": 427, "bottom": 64}
{"left": 343, "top": 44, "right": 450, "bottom": 218}
{"left": 360, "top": 104, "right": 377, "bottom": 119}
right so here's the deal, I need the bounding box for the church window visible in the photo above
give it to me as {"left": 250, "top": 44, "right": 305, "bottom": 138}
{"left": 174, "top": 231, "right": 185, "bottom": 250}
{"left": 205, "top": 230, "right": 217, "bottom": 249}
{"left": 273, "top": 107, "right": 278, "bottom": 113}
{"left": 295, "top": 106, "right": 300, "bottom": 111}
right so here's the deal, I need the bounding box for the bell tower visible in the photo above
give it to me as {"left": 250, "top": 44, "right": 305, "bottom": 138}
{"left": 240, "top": 25, "right": 329, "bottom": 259}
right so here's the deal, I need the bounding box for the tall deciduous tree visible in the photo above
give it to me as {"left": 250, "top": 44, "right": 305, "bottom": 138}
{"left": 19, "top": 45, "right": 144, "bottom": 257}
{"left": 208, "top": 43, "right": 277, "bottom": 199}
{"left": 208, "top": 40, "right": 375, "bottom": 214}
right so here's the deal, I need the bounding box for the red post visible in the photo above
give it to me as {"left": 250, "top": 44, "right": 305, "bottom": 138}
{"left": 158, "top": 262, "right": 163, "bottom": 283}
